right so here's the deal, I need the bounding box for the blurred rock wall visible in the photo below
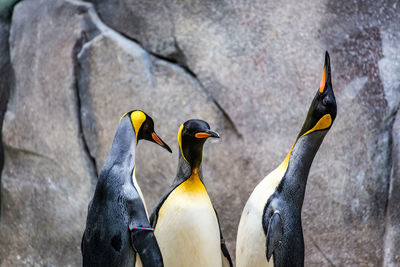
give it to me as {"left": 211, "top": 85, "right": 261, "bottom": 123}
{"left": 0, "top": 0, "right": 399, "bottom": 266}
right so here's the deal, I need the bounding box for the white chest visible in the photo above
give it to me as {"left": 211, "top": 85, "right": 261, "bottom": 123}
{"left": 236, "top": 164, "right": 287, "bottom": 267}
{"left": 155, "top": 177, "right": 222, "bottom": 267}
{"left": 131, "top": 167, "right": 148, "bottom": 217}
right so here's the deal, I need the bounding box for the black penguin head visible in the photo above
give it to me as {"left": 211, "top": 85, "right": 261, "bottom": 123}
{"left": 178, "top": 119, "right": 219, "bottom": 168}
{"left": 297, "top": 51, "right": 337, "bottom": 138}
{"left": 120, "top": 110, "right": 172, "bottom": 153}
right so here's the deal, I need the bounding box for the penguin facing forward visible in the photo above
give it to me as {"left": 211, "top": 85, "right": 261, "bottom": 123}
{"left": 236, "top": 52, "right": 337, "bottom": 267}
{"left": 82, "top": 110, "right": 171, "bottom": 267}
{"left": 150, "top": 120, "right": 233, "bottom": 267}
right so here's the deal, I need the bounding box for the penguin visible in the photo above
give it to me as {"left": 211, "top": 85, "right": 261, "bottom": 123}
{"left": 81, "top": 110, "right": 172, "bottom": 267}
{"left": 150, "top": 120, "right": 233, "bottom": 267}
{"left": 236, "top": 51, "right": 337, "bottom": 267}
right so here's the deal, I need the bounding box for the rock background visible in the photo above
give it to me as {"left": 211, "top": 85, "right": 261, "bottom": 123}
{"left": 0, "top": 0, "right": 399, "bottom": 266}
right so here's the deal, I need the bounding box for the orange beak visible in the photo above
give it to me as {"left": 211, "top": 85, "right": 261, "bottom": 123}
{"left": 194, "top": 130, "right": 220, "bottom": 139}
{"left": 319, "top": 51, "right": 331, "bottom": 94}
{"left": 151, "top": 132, "right": 172, "bottom": 153}
{"left": 319, "top": 66, "right": 326, "bottom": 93}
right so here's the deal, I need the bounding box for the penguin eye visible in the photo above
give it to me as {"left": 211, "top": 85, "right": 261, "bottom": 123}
{"left": 183, "top": 128, "right": 195, "bottom": 137}
{"left": 141, "top": 122, "right": 151, "bottom": 133}
{"left": 322, "top": 97, "right": 328, "bottom": 106}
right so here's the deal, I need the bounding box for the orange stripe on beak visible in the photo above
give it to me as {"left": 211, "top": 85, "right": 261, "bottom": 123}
{"left": 152, "top": 132, "right": 164, "bottom": 146}
{"left": 319, "top": 66, "right": 326, "bottom": 93}
{"left": 195, "top": 132, "right": 211, "bottom": 139}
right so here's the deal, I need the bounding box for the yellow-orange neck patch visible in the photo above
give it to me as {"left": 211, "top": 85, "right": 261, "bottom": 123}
{"left": 177, "top": 124, "right": 189, "bottom": 163}
{"left": 280, "top": 143, "right": 295, "bottom": 171}
{"left": 131, "top": 111, "right": 146, "bottom": 139}
{"left": 300, "top": 114, "right": 332, "bottom": 137}
{"left": 178, "top": 168, "right": 205, "bottom": 194}
{"left": 280, "top": 114, "right": 332, "bottom": 170}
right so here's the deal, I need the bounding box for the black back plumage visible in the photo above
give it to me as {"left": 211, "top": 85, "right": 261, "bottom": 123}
{"left": 82, "top": 112, "right": 169, "bottom": 267}
{"left": 261, "top": 52, "right": 337, "bottom": 267}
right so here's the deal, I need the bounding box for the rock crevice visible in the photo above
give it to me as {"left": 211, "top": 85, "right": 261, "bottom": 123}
{"left": 309, "top": 236, "right": 335, "bottom": 267}
{"left": 84, "top": 4, "right": 243, "bottom": 138}
{"left": 1, "top": 0, "right": 399, "bottom": 265}
{"left": 0, "top": 0, "right": 20, "bottom": 221}
{"left": 73, "top": 32, "right": 100, "bottom": 184}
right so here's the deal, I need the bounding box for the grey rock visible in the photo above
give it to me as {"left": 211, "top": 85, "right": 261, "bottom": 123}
{"left": 87, "top": 0, "right": 183, "bottom": 65}
{"left": 0, "top": 0, "right": 99, "bottom": 265}
{"left": 1, "top": 0, "right": 400, "bottom": 265}
{"left": 0, "top": 0, "right": 15, "bottom": 212}
{"left": 0, "top": 18, "right": 11, "bottom": 216}
{"left": 87, "top": 0, "right": 400, "bottom": 265}
{"left": 77, "top": 24, "right": 237, "bottom": 230}
{"left": 383, "top": 111, "right": 400, "bottom": 267}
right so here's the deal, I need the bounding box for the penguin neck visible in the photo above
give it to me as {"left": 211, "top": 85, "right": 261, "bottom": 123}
{"left": 101, "top": 118, "right": 137, "bottom": 181}
{"left": 279, "top": 130, "right": 327, "bottom": 206}
{"left": 182, "top": 140, "right": 205, "bottom": 170}
{"left": 175, "top": 149, "right": 204, "bottom": 185}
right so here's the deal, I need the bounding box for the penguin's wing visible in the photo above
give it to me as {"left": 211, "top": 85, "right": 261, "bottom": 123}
{"left": 213, "top": 208, "right": 233, "bottom": 267}
{"left": 130, "top": 229, "right": 164, "bottom": 267}
{"left": 264, "top": 210, "right": 284, "bottom": 261}
{"left": 81, "top": 199, "right": 92, "bottom": 255}
{"left": 126, "top": 192, "right": 164, "bottom": 267}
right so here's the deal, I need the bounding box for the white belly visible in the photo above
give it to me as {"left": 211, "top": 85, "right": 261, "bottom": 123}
{"left": 135, "top": 257, "right": 143, "bottom": 267}
{"left": 236, "top": 199, "right": 274, "bottom": 267}
{"left": 132, "top": 167, "right": 148, "bottom": 217}
{"left": 155, "top": 177, "right": 222, "bottom": 267}
{"left": 236, "top": 162, "right": 287, "bottom": 267}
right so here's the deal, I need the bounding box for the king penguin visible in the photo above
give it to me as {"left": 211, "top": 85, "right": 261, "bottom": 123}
{"left": 150, "top": 120, "right": 233, "bottom": 267}
{"left": 236, "top": 52, "right": 337, "bottom": 267}
{"left": 81, "top": 110, "right": 172, "bottom": 267}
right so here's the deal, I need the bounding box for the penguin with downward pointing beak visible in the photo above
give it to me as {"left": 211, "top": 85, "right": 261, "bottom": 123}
{"left": 82, "top": 110, "right": 171, "bottom": 267}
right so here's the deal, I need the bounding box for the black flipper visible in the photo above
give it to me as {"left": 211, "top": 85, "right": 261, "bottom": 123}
{"left": 81, "top": 200, "right": 91, "bottom": 256}
{"left": 266, "top": 211, "right": 284, "bottom": 261}
{"left": 131, "top": 229, "right": 164, "bottom": 267}
{"left": 214, "top": 208, "right": 233, "bottom": 267}
{"left": 126, "top": 183, "right": 163, "bottom": 267}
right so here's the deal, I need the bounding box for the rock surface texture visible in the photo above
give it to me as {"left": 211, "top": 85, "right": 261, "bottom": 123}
{"left": 0, "top": 0, "right": 399, "bottom": 266}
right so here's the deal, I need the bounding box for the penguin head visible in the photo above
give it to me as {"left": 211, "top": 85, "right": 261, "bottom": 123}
{"left": 297, "top": 51, "right": 337, "bottom": 139}
{"left": 120, "top": 110, "right": 172, "bottom": 153}
{"left": 178, "top": 119, "right": 219, "bottom": 168}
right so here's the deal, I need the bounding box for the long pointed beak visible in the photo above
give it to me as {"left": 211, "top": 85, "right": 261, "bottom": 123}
{"left": 319, "top": 51, "right": 332, "bottom": 94}
{"left": 319, "top": 51, "right": 337, "bottom": 119}
{"left": 194, "top": 129, "right": 220, "bottom": 139}
{"left": 151, "top": 132, "right": 172, "bottom": 153}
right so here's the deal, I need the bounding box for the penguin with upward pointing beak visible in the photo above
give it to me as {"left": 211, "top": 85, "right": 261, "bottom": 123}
{"left": 236, "top": 52, "right": 337, "bottom": 267}
{"left": 82, "top": 110, "right": 171, "bottom": 267}
{"left": 151, "top": 119, "right": 233, "bottom": 267}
